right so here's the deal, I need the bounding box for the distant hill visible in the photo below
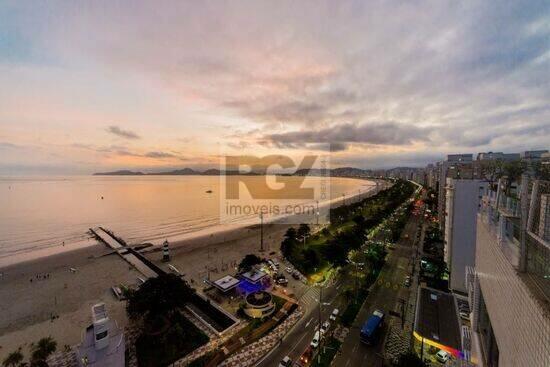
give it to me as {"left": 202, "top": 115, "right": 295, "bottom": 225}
{"left": 93, "top": 167, "right": 376, "bottom": 176}
{"left": 93, "top": 170, "right": 144, "bottom": 176}
{"left": 92, "top": 168, "right": 259, "bottom": 176}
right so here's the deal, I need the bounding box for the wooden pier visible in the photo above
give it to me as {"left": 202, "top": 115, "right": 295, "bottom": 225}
{"left": 90, "top": 227, "right": 159, "bottom": 279}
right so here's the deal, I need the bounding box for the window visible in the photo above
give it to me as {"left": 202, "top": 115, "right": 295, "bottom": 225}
{"left": 96, "top": 330, "right": 108, "bottom": 340}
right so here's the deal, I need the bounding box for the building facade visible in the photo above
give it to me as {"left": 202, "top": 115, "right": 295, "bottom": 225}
{"left": 444, "top": 179, "right": 488, "bottom": 294}
{"left": 468, "top": 178, "right": 550, "bottom": 366}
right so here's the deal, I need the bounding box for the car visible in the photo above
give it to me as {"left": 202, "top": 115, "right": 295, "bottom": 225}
{"left": 436, "top": 350, "right": 450, "bottom": 363}
{"left": 276, "top": 276, "right": 288, "bottom": 285}
{"left": 320, "top": 321, "right": 330, "bottom": 335}
{"left": 278, "top": 356, "right": 292, "bottom": 367}
{"left": 298, "top": 346, "right": 313, "bottom": 366}
{"left": 310, "top": 331, "right": 320, "bottom": 348}
{"left": 285, "top": 266, "right": 293, "bottom": 273}
{"left": 329, "top": 308, "right": 339, "bottom": 321}
{"left": 403, "top": 276, "right": 411, "bottom": 287}
{"left": 459, "top": 310, "right": 470, "bottom": 321}
{"left": 292, "top": 271, "right": 301, "bottom": 280}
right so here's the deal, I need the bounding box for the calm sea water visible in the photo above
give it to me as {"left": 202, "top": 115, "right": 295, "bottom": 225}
{"left": 0, "top": 175, "right": 373, "bottom": 266}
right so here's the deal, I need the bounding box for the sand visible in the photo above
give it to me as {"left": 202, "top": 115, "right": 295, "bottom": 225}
{"left": 0, "top": 222, "right": 293, "bottom": 360}
{"left": 0, "top": 180, "right": 384, "bottom": 360}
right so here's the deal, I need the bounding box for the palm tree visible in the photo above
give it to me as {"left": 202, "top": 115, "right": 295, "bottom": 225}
{"left": 2, "top": 348, "right": 24, "bottom": 367}
{"left": 30, "top": 337, "right": 57, "bottom": 365}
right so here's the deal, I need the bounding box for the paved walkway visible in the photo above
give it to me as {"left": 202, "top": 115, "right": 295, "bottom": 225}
{"left": 219, "top": 308, "right": 303, "bottom": 367}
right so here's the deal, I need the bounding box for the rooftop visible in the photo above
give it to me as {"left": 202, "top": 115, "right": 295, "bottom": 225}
{"left": 211, "top": 275, "right": 240, "bottom": 292}
{"left": 414, "top": 287, "right": 462, "bottom": 352}
{"left": 76, "top": 320, "right": 125, "bottom": 367}
{"left": 241, "top": 269, "right": 267, "bottom": 283}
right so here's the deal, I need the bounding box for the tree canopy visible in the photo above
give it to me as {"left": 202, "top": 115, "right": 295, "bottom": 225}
{"left": 127, "top": 273, "right": 194, "bottom": 320}
{"left": 238, "top": 254, "right": 263, "bottom": 273}
{"left": 2, "top": 348, "right": 23, "bottom": 367}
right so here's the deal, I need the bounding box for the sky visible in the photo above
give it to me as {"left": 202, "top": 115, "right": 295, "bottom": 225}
{"left": 0, "top": 1, "right": 549, "bottom": 174}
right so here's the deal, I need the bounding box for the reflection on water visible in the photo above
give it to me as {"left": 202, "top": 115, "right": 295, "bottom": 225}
{"left": 0, "top": 175, "right": 373, "bottom": 265}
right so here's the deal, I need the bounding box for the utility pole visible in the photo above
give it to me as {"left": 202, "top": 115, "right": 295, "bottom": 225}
{"left": 259, "top": 212, "right": 264, "bottom": 252}
{"left": 316, "top": 200, "right": 319, "bottom": 226}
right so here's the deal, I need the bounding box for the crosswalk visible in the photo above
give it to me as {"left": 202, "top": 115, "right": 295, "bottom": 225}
{"left": 299, "top": 287, "right": 321, "bottom": 308}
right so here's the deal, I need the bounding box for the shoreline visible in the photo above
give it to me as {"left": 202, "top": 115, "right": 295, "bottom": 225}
{"left": 0, "top": 178, "right": 381, "bottom": 270}
{"left": 0, "top": 179, "right": 385, "bottom": 359}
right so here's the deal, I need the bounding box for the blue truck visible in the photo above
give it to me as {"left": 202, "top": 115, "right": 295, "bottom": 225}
{"left": 360, "top": 309, "right": 385, "bottom": 345}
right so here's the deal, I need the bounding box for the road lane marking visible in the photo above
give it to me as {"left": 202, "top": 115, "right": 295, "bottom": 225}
{"left": 305, "top": 317, "right": 314, "bottom": 328}
{"left": 288, "top": 332, "right": 308, "bottom": 355}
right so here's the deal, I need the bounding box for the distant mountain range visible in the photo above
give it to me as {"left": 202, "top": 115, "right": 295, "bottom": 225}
{"left": 93, "top": 168, "right": 260, "bottom": 176}
{"left": 92, "top": 166, "right": 385, "bottom": 177}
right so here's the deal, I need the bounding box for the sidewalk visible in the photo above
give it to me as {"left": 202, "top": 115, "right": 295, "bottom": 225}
{"left": 220, "top": 308, "right": 304, "bottom": 367}
{"left": 383, "top": 221, "right": 424, "bottom": 363}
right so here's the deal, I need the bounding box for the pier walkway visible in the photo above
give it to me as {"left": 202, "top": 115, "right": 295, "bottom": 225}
{"left": 90, "top": 227, "right": 158, "bottom": 279}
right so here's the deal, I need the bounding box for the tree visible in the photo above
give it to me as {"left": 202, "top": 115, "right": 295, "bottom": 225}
{"left": 30, "top": 337, "right": 57, "bottom": 366}
{"left": 283, "top": 227, "right": 297, "bottom": 242}
{"left": 502, "top": 160, "right": 526, "bottom": 193}
{"left": 301, "top": 249, "right": 319, "bottom": 272}
{"left": 532, "top": 161, "right": 550, "bottom": 181}
{"left": 3, "top": 348, "right": 24, "bottom": 367}
{"left": 297, "top": 223, "right": 311, "bottom": 239}
{"left": 238, "top": 254, "right": 262, "bottom": 273}
{"left": 127, "top": 273, "right": 194, "bottom": 321}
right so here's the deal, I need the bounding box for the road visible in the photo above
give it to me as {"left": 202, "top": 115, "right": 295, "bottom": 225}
{"left": 258, "top": 187, "right": 423, "bottom": 367}
{"left": 331, "top": 212, "right": 421, "bottom": 367}
{"left": 257, "top": 277, "right": 347, "bottom": 367}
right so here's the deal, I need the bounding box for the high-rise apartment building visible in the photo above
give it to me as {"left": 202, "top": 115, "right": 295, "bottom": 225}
{"left": 444, "top": 179, "right": 489, "bottom": 294}
{"left": 468, "top": 178, "right": 550, "bottom": 366}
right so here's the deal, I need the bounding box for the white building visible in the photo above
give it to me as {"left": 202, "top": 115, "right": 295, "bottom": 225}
{"left": 437, "top": 154, "right": 474, "bottom": 229}
{"left": 444, "top": 179, "right": 488, "bottom": 294}
{"left": 468, "top": 178, "right": 550, "bottom": 366}
{"left": 76, "top": 303, "right": 125, "bottom": 367}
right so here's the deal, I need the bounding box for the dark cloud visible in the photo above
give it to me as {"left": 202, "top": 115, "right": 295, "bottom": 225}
{"left": 106, "top": 125, "right": 140, "bottom": 140}
{"left": 263, "top": 122, "right": 429, "bottom": 148}
{"left": 143, "top": 151, "right": 176, "bottom": 159}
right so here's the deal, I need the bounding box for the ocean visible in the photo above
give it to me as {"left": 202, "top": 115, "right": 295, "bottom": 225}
{"left": 0, "top": 175, "right": 374, "bottom": 266}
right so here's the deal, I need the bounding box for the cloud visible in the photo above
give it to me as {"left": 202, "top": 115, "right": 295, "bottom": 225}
{"left": 143, "top": 151, "right": 176, "bottom": 159}
{"left": 1, "top": 1, "right": 549, "bottom": 172}
{"left": 106, "top": 125, "right": 140, "bottom": 140}
{"left": 262, "top": 122, "right": 429, "bottom": 148}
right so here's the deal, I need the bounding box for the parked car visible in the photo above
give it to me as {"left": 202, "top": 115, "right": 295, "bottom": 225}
{"left": 276, "top": 275, "right": 288, "bottom": 285}
{"left": 320, "top": 321, "right": 330, "bottom": 335}
{"left": 329, "top": 308, "right": 339, "bottom": 321}
{"left": 403, "top": 276, "right": 411, "bottom": 287}
{"left": 310, "top": 331, "right": 320, "bottom": 348}
{"left": 278, "top": 356, "right": 292, "bottom": 367}
{"left": 298, "top": 346, "right": 313, "bottom": 366}
{"left": 285, "top": 266, "right": 293, "bottom": 274}
{"left": 436, "top": 350, "right": 450, "bottom": 363}
{"left": 292, "top": 271, "right": 301, "bottom": 280}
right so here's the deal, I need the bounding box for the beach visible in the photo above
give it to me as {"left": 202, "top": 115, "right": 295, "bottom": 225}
{"left": 0, "top": 179, "right": 384, "bottom": 360}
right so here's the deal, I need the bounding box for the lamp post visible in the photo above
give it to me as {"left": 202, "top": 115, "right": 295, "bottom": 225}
{"left": 259, "top": 212, "right": 264, "bottom": 252}
{"left": 316, "top": 200, "right": 320, "bottom": 226}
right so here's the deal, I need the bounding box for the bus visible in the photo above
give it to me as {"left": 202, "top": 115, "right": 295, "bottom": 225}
{"left": 360, "top": 309, "right": 384, "bottom": 345}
